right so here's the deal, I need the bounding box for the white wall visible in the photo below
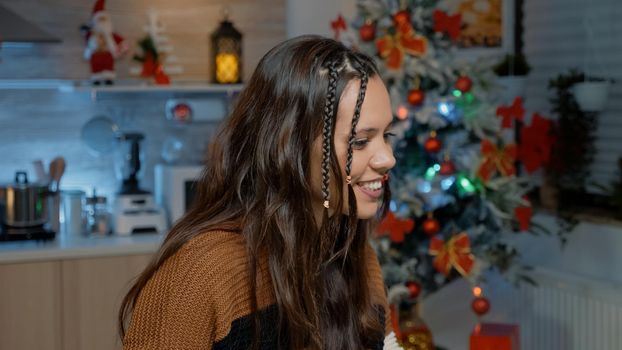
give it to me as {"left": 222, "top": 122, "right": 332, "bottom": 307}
{"left": 286, "top": 0, "right": 355, "bottom": 38}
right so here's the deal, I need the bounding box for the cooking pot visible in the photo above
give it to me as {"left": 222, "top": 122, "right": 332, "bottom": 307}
{"left": 0, "top": 171, "right": 50, "bottom": 227}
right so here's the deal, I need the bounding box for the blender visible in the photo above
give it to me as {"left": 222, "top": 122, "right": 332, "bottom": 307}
{"left": 113, "top": 132, "right": 166, "bottom": 235}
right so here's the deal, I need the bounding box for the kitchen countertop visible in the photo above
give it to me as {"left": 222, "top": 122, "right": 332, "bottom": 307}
{"left": 0, "top": 233, "right": 165, "bottom": 264}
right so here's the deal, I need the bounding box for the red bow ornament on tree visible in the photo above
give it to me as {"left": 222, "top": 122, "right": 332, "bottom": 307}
{"left": 429, "top": 232, "right": 475, "bottom": 276}
{"left": 496, "top": 97, "right": 526, "bottom": 129}
{"left": 376, "top": 12, "right": 428, "bottom": 70}
{"left": 433, "top": 10, "right": 462, "bottom": 41}
{"left": 478, "top": 139, "right": 518, "bottom": 182}
{"left": 519, "top": 113, "right": 554, "bottom": 173}
{"left": 376, "top": 211, "right": 415, "bottom": 243}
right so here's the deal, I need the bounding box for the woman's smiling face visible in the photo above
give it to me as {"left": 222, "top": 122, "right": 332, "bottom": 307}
{"left": 311, "top": 75, "right": 396, "bottom": 220}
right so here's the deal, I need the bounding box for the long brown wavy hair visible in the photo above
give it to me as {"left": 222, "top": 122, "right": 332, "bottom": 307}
{"left": 119, "top": 36, "right": 391, "bottom": 349}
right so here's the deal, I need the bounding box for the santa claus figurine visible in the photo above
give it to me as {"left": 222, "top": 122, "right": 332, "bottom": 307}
{"left": 83, "top": 0, "right": 128, "bottom": 85}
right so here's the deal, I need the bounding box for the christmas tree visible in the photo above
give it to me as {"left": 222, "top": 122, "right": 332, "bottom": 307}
{"left": 334, "top": 0, "right": 563, "bottom": 308}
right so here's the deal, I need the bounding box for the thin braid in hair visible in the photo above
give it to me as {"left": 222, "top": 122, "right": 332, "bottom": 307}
{"left": 321, "top": 60, "right": 339, "bottom": 209}
{"left": 345, "top": 71, "right": 369, "bottom": 181}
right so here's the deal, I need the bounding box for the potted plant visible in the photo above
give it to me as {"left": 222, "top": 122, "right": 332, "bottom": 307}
{"left": 572, "top": 76, "right": 611, "bottom": 112}
{"left": 493, "top": 53, "right": 531, "bottom": 102}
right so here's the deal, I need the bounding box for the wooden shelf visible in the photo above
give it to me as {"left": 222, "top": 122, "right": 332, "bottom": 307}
{"left": 0, "top": 79, "right": 244, "bottom": 95}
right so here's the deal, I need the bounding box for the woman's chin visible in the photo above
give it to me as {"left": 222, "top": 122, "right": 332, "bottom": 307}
{"left": 356, "top": 202, "right": 380, "bottom": 219}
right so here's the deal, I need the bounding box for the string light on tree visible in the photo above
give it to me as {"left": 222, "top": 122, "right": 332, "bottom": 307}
{"left": 397, "top": 105, "right": 409, "bottom": 120}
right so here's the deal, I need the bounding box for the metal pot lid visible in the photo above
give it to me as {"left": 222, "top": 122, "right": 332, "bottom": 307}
{"left": 0, "top": 171, "right": 48, "bottom": 190}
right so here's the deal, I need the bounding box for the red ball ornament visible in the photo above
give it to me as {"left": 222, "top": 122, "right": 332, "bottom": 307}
{"left": 407, "top": 89, "right": 425, "bottom": 106}
{"left": 455, "top": 76, "right": 473, "bottom": 92}
{"left": 422, "top": 217, "right": 440, "bottom": 236}
{"left": 472, "top": 296, "right": 491, "bottom": 316}
{"left": 405, "top": 281, "right": 421, "bottom": 299}
{"left": 359, "top": 22, "right": 376, "bottom": 42}
{"left": 424, "top": 135, "right": 442, "bottom": 153}
{"left": 393, "top": 10, "right": 410, "bottom": 27}
{"left": 439, "top": 160, "right": 456, "bottom": 176}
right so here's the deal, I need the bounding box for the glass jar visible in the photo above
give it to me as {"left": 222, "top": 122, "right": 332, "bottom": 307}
{"left": 85, "top": 193, "right": 111, "bottom": 236}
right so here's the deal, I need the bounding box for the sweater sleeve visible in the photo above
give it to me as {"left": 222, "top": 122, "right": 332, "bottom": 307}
{"left": 366, "top": 243, "right": 393, "bottom": 337}
{"left": 123, "top": 243, "right": 218, "bottom": 349}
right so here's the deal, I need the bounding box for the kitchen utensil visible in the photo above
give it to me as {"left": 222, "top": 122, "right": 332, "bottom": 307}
{"left": 81, "top": 116, "right": 120, "bottom": 156}
{"left": 0, "top": 171, "right": 50, "bottom": 227}
{"left": 49, "top": 156, "right": 66, "bottom": 192}
{"left": 61, "top": 190, "right": 86, "bottom": 236}
{"left": 48, "top": 156, "right": 66, "bottom": 233}
{"left": 32, "top": 160, "right": 49, "bottom": 184}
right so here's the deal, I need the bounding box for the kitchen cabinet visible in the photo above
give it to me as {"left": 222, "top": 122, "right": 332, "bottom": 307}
{"left": 0, "top": 253, "right": 152, "bottom": 350}
{"left": 0, "top": 261, "right": 63, "bottom": 350}
{"left": 62, "top": 254, "right": 152, "bottom": 350}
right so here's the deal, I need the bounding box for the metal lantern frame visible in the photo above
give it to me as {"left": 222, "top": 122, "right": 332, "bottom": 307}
{"left": 211, "top": 17, "right": 242, "bottom": 84}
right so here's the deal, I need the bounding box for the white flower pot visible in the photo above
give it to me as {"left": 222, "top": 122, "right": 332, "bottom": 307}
{"left": 572, "top": 81, "right": 610, "bottom": 112}
{"left": 497, "top": 76, "right": 527, "bottom": 103}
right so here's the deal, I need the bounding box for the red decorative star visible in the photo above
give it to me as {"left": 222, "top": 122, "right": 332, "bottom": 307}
{"left": 331, "top": 14, "right": 347, "bottom": 41}
{"left": 496, "top": 97, "right": 525, "bottom": 129}
{"left": 433, "top": 10, "right": 462, "bottom": 40}
{"left": 519, "top": 113, "right": 554, "bottom": 173}
{"left": 376, "top": 212, "right": 415, "bottom": 243}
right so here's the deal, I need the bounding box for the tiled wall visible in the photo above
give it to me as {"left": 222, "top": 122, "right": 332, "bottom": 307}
{"left": 0, "top": 89, "right": 225, "bottom": 200}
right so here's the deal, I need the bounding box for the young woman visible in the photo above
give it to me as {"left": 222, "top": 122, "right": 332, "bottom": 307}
{"left": 119, "top": 35, "right": 400, "bottom": 350}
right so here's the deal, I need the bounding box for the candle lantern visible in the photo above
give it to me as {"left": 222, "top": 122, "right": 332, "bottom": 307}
{"left": 211, "top": 13, "right": 242, "bottom": 84}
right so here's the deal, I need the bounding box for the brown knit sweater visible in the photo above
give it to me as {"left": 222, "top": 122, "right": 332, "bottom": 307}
{"left": 123, "top": 230, "right": 392, "bottom": 349}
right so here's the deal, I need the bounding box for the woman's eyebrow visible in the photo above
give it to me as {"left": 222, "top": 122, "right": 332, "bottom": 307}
{"left": 356, "top": 121, "right": 395, "bottom": 134}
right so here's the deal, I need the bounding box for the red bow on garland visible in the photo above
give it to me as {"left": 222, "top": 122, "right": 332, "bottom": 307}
{"left": 496, "top": 97, "right": 525, "bottom": 129}
{"left": 519, "top": 113, "right": 554, "bottom": 173}
{"left": 331, "top": 14, "right": 347, "bottom": 41}
{"left": 429, "top": 232, "right": 475, "bottom": 276}
{"left": 433, "top": 10, "right": 462, "bottom": 40}
{"left": 376, "top": 13, "right": 428, "bottom": 70}
{"left": 376, "top": 211, "right": 415, "bottom": 243}
{"left": 478, "top": 139, "right": 518, "bottom": 182}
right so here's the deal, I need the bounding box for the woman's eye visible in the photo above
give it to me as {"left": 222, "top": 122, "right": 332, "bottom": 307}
{"left": 384, "top": 132, "right": 396, "bottom": 140}
{"left": 353, "top": 138, "right": 369, "bottom": 148}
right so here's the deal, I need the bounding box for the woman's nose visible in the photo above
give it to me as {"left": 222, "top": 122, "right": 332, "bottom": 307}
{"left": 370, "top": 145, "right": 396, "bottom": 172}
